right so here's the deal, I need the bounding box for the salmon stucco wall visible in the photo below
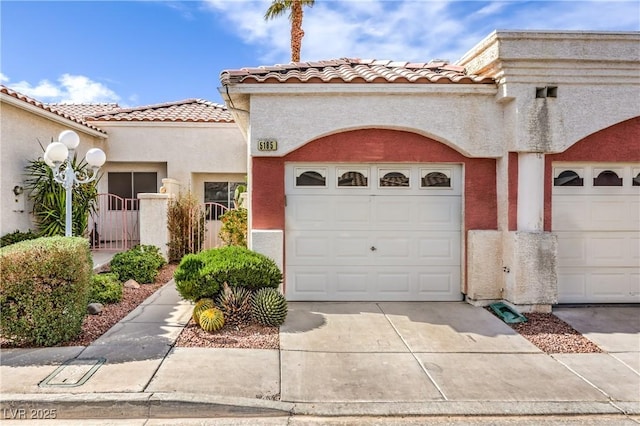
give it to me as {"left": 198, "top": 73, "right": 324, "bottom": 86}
{"left": 251, "top": 128, "right": 498, "bottom": 233}
{"left": 544, "top": 116, "right": 640, "bottom": 231}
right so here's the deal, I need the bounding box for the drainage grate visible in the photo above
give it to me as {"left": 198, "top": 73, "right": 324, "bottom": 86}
{"left": 489, "top": 302, "right": 527, "bottom": 324}
{"left": 39, "top": 358, "right": 105, "bottom": 388}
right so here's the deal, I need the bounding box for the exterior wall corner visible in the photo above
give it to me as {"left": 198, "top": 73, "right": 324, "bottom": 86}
{"left": 466, "top": 230, "right": 504, "bottom": 303}
{"left": 503, "top": 231, "right": 558, "bottom": 306}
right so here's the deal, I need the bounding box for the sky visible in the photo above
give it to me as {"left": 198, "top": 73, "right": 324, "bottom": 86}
{"left": 1, "top": 0, "right": 639, "bottom": 107}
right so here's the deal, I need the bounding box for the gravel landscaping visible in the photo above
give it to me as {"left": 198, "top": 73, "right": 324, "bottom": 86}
{"left": 507, "top": 312, "right": 602, "bottom": 354}
{"left": 1, "top": 261, "right": 603, "bottom": 353}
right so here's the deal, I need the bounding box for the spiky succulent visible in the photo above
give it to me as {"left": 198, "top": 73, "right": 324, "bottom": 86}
{"left": 216, "top": 282, "right": 252, "bottom": 325}
{"left": 192, "top": 298, "right": 215, "bottom": 325}
{"left": 251, "top": 288, "right": 288, "bottom": 327}
{"left": 198, "top": 307, "right": 225, "bottom": 332}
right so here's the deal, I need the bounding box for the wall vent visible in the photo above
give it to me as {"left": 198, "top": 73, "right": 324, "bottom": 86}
{"left": 536, "top": 86, "right": 558, "bottom": 98}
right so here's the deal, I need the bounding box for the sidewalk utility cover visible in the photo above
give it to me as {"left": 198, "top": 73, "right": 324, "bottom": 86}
{"left": 39, "top": 358, "right": 105, "bottom": 388}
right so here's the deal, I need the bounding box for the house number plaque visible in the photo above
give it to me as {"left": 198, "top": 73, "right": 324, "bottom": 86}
{"left": 258, "top": 139, "right": 277, "bottom": 151}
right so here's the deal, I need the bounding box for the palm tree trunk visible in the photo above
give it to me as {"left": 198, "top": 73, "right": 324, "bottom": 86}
{"left": 291, "top": 0, "right": 303, "bottom": 62}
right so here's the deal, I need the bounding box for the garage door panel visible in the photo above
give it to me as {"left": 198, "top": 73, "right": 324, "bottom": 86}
{"left": 590, "top": 235, "right": 631, "bottom": 264}
{"left": 335, "top": 235, "right": 370, "bottom": 261}
{"left": 557, "top": 272, "right": 588, "bottom": 303}
{"left": 556, "top": 232, "right": 638, "bottom": 267}
{"left": 377, "top": 272, "right": 411, "bottom": 295}
{"left": 337, "top": 272, "right": 369, "bottom": 294}
{"left": 418, "top": 234, "right": 461, "bottom": 264}
{"left": 374, "top": 198, "right": 412, "bottom": 225}
{"left": 418, "top": 269, "right": 461, "bottom": 299}
{"left": 335, "top": 198, "right": 372, "bottom": 227}
{"left": 554, "top": 196, "right": 639, "bottom": 231}
{"left": 372, "top": 196, "right": 461, "bottom": 231}
{"left": 289, "top": 270, "right": 332, "bottom": 299}
{"left": 374, "top": 236, "right": 411, "bottom": 258}
{"left": 288, "top": 231, "right": 370, "bottom": 265}
{"left": 591, "top": 199, "right": 639, "bottom": 230}
{"left": 558, "top": 268, "right": 640, "bottom": 303}
{"left": 293, "top": 234, "right": 331, "bottom": 259}
{"left": 556, "top": 234, "right": 587, "bottom": 265}
{"left": 416, "top": 198, "right": 462, "bottom": 230}
{"left": 287, "top": 197, "right": 332, "bottom": 229}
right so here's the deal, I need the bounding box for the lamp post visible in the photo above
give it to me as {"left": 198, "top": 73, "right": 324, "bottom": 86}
{"left": 43, "top": 130, "right": 106, "bottom": 237}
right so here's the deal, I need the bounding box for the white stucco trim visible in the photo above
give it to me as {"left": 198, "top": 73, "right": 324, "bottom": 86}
{"left": 517, "top": 153, "right": 545, "bottom": 232}
{"left": 250, "top": 230, "right": 284, "bottom": 273}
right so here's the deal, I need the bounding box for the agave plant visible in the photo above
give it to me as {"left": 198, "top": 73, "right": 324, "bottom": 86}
{"left": 24, "top": 144, "right": 100, "bottom": 237}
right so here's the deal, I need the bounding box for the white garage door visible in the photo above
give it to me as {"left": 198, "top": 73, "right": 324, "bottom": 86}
{"left": 553, "top": 163, "right": 640, "bottom": 303}
{"left": 285, "top": 164, "right": 463, "bottom": 301}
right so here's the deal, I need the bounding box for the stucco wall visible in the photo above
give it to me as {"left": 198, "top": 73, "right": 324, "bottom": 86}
{"left": 92, "top": 122, "right": 246, "bottom": 189}
{"left": 248, "top": 87, "right": 501, "bottom": 158}
{"left": 0, "top": 102, "right": 103, "bottom": 235}
{"left": 459, "top": 31, "right": 640, "bottom": 153}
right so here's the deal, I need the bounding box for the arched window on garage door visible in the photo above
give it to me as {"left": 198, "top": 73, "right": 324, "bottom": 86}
{"left": 296, "top": 169, "right": 326, "bottom": 187}
{"left": 593, "top": 170, "right": 623, "bottom": 186}
{"left": 554, "top": 170, "right": 583, "bottom": 186}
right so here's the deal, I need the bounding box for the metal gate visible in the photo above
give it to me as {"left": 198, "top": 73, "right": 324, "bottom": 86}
{"left": 88, "top": 193, "right": 140, "bottom": 251}
{"left": 202, "top": 202, "right": 229, "bottom": 250}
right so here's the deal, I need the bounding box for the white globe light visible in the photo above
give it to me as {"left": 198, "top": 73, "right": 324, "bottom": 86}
{"left": 45, "top": 142, "right": 69, "bottom": 164}
{"left": 43, "top": 151, "right": 55, "bottom": 168}
{"left": 58, "top": 130, "right": 80, "bottom": 150}
{"left": 85, "top": 148, "right": 106, "bottom": 167}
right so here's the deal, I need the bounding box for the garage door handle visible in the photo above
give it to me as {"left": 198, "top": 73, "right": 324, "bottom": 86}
{"left": 370, "top": 246, "right": 377, "bottom": 251}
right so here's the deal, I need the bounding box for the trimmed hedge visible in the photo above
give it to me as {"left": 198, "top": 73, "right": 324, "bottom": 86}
{"left": 174, "top": 246, "right": 282, "bottom": 302}
{"left": 0, "top": 236, "right": 92, "bottom": 346}
{"left": 110, "top": 245, "right": 166, "bottom": 284}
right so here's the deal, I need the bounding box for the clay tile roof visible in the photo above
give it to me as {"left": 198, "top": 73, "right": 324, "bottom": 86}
{"left": 0, "top": 85, "right": 107, "bottom": 134}
{"left": 220, "top": 58, "right": 495, "bottom": 86}
{"left": 84, "top": 99, "right": 234, "bottom": 123}
{"left": 47, "top": 103, "right": 121, "bottom": 118}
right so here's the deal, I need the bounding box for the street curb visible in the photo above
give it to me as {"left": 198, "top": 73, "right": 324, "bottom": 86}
{"left": 0, "top": 393, "right": 292, "bottom": 420}
{"left": 2, "top": 393, "right": 637, "bottom": 420}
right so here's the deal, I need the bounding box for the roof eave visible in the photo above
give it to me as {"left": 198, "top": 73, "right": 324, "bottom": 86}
{"left": 1, "top": 93, "right": 108, "bottom": 139}
{"left": 219, "top": 82, "right": 497, "bottom": 96}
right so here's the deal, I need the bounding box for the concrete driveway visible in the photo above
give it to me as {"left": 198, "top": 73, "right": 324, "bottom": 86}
{"left": 279, "top": 302, "right": 620, "bottom": 404}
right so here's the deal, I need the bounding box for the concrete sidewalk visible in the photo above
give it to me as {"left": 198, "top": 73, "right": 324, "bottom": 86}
{"left": 1, "top": 278, "right": 639, "bottom": 422}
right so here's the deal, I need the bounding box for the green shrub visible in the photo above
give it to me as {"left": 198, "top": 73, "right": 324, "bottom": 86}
{"left": 174, "top": 246, "right": 282, "bottom": 302}
{"left": 0, "top": 229, "right": 39, "bottom": 247}
{"left": 89, "top": 273, "right": 123, "bottom": 304}
{"left": 219, "top": 208, "right": 247, "bottom": 247}
{"left": 110, "top": 245, "right": 166, "bottom": 284}
{"left": 25, "top": 155, "right": 98, "bottom": 237}
{"left": 0, "top": 236, "right": 92, "bottom": 346}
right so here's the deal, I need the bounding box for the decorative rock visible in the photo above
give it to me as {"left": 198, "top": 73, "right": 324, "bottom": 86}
{"left": 88, "top": 303, "right": 104, "bottom": 315}
{"left": 124, "top": 279, "right": 140, "bottom": 289}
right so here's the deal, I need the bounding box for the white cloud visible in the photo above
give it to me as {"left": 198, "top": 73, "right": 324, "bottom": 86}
{"left": 202, "top": 0, "right": 639, "bottom": 66}
{"left": 0, "top": 73, "right": 8, "bottom": 84}
{"left": 57, "top": 74, "right": 120, "bottom": 103}
{"left": 5, "top": 74, "right": 120, "bottom": 104}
